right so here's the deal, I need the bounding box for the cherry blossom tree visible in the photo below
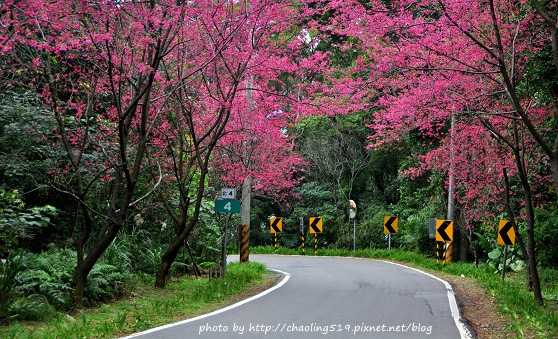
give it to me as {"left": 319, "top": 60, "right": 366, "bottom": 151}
{"left": 0, "top": 0, "right": 350, "bottom": 295}
{"left": 4, "top": 0, "right": 554, "bottom": 307}
{"left": 305, "top": 0, "right": 556, "bottom": 303}
{"left": 148, "top": 0, "right": 307, "bottom": 287}
{"left": 211, "top": 90, "right": 305, "bottom": 210}
{"left": 1, "top": 0, "right": 190, "bottom": 307}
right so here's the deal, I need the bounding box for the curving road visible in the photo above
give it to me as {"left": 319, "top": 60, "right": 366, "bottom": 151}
{"left": 125, "top": 255, "right": 473, "bottom": 339}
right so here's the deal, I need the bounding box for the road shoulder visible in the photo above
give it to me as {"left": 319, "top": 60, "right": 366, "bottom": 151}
{"left": 433, "top": 272, "right": 529, "bottom": 339}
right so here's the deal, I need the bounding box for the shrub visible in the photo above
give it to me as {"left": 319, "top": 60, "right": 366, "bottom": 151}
{"left": 1, "top": 249, "right": 61, "bottom": 322}
{"left": 534, "top": 208, "right": 558, "bottom": 268}
{"left": 487, "top": 246, "right": 525, "bottom": 273}
{"left": 8, "top": 294, "right": 55, "bottom": 321}
{"left": 0, "top": 189, "right": 57, "bottom": 255}
{"left": 0, "top": 249, "right": 27, "bottom": 322}
{"left": 17, "top": 249, "right": 75, "bottom": 311}
{"left": 84, "top": 263, "right": 125, "bottom": 304}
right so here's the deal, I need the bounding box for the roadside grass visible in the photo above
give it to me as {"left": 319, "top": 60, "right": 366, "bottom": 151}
{"left": 0, "top": 262, "right": 271, "bottom": 339}
{"left": 251, "top": 245, "right": 558, "bottom": 338}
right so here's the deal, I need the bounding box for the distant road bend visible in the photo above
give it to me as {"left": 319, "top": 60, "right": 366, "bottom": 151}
{"left": 125, "top": 255, "right": 473, "bottom": 339}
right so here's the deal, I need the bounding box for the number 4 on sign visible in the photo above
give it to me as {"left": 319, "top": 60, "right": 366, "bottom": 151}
{"left": 221, "top": 188, "right": 236, "bottom": 200}
{"left": 214, "top": 200, "right": 240, "bottom": 214}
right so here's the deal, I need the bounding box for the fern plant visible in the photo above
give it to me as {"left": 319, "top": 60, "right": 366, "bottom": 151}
{"left": 0, "top": 249, "right": 27, "bottom": 321}
{"left": 16, "top": 249, "right": 74, "bottom": 311}
{"left": 8, "top": 294, "right": 54, "bottom": 321}
{"left": 101, "top": 236, "right": 132, "bottom": 272}
{"left": 84, "top": 263, "right": 126, "bottom": 304}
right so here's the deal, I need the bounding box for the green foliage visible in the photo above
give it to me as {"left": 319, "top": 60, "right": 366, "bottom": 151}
{"left": 391, "top": 173, "right": 444, "bottom": 253}
{"left": 1, "top": 249, "right": 64, "bottom": 322}
{"left": 361, "top": 147, "right": 403, "bottom": 206}
{"left": 189, "top": 222, "right": 222, "bottom": 264}
{"left": 0, "top": 190, "right": 57, "bottom": 254}
{"left": 16, "top": 249, "right": 74, "bottom": 312}
{"left": 199, "top": 261, "right": 216, "bottom": 269}
{"left": 0, "top": 91, "right": 57, "bottom": 192}
{"left": 0, "top": 261, "right": 270, "bottom": 338}
{"left": 248, "top": 199, "right": 278, "bottom": 247}
{"left": 100, "top": 236, "right": 132, "bottom": 273}
{"left": 136, "top": 246, "right": 164, "bottom": 275}
{"left": 84, "top": 263, "right": 125, "bottom": 304}
{"left": 475, "top": 220, "right": 525, "bottom": 273}
{"left": 0, "top": 250, "right": 27, "bottom": 321}
{"left": 534, "top": 207, "right": 558, "bottom": 268}
{"left": 192, "top": 262, "right": 266, "bottom": 302}
{"left": 472, "top": 231, "right": 492, "bottom": 256}
{"left": 397, "top": 213, "right": 433, "bottom": 253}
{"left": 3, "top": 247, "right": 128, "bottom": 317}
{"left": 81, "top": 233, "right": 149, "bottom": 305}
{"left": 357, "top": 205, "right": 390, "bottom": 249}
{"left": 8, "top": 294, "right": 54, "bottom": 321}
{"left": 520, "top": 44, "right": 558, "bottom": 106}
{"left": 287, "top": 181, "right": 338, "bottom": 246}
{"left": 226, "top": 262, "right": 266, "bottom": 281}
{"left": 117, "top": 229, "right": 163, "bottom": 275}
{"left": 487, "top": 247, "right": 525, "bottom": 273}
{"left": 1, "top": 244, "right": 135, "bottom": 321}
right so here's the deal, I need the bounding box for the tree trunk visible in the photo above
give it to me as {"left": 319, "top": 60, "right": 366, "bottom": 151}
{"left": 155, "top": 220, "right": 193, "bottom": 288}
{"left": 525, "top": 210, "right": 543, "bottom": 304}
{"left": 73, "top": 268, "right": 87, "bottom": 309}
{"left": 509, "top": 131, "right": 544, "bottom": 304}
{"left": 155, "top": 254, "right": 175, "bottom": 288}
{"left": 459, "top": 226, "right": 469, "bottom": 262}
{"left": 503, "top": 168, "right": 533, "bottom": 290}
{"left": 155, "top": 166, "right": 209, "bottom": 288}
{"left": 73, "top": 217, "right": 123, "bottom": 307}
{"left": 551, "top": 156, "right": 558, "bottom": 194}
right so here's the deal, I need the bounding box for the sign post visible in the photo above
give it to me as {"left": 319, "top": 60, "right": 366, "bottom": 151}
{"left": 300, "top": 217, "right": 305, "bottom": 255}
{"left": 270, "top": 217, "right": 282, "bottom": 253}
{"left": 220, "top": 188, "right": 236, "bottom": 200}
{"left": 435, "top": 220, "right": 453, "bottom": 264}
{"left": 309, "top": 217, "right": 322, "bottom": 254}
{"left": 383, "top": 216, "right": 398, "bottom": 250}
{"left": 348, "top": 200, "right": 357, "bottom": 252}
{"left": 498, "top": 219, "right": 516, "bottom": 280}
{"left": 221, "top": 214, "right": 230, "bottom": 279}
{"left": 214, "top": 192, "right": 241, "bottom": 279}
{"left": 214, "top": 199, "right": 240, "bottom": 213}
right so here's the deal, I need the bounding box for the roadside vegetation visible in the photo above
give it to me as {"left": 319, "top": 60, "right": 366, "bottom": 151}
{"left": 1, "top": 1, "right": 558, "bottom": 338}
{"left": 0, "top": 262, "right": 270, "bottom": 339}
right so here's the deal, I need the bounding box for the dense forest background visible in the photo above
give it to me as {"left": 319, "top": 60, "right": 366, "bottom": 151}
{"left": 1, "top": 0, "right": 557, "bottom": 321}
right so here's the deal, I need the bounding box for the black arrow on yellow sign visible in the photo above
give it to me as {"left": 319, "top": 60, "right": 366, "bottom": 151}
{"left": 309, "top": 217, "right": 322, "bottom": 234}
{"left": 270, "top": 217, "right": 282, "bottom": 233}
{"left": 498, "top": 220, "right": 515, "bottom": 246}
{"left": 384, "top": 216, "right": 398, "bottom": 234}
{"left": 437, "top": 220, "right": 452, "bottom": 242}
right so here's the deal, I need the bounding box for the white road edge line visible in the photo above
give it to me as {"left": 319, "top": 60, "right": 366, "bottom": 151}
{"left": 379, "top": 260, "right": 473, "bottom": 339}
{"left": 120, "top": 269, "right": 291, "bottom": 338}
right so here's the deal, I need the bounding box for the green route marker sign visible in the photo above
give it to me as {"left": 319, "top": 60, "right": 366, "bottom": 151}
{"left": 214, "top": 199, "right": 240, "bottom": 214}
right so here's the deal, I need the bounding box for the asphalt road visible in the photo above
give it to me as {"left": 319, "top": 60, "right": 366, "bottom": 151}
{"left": 125, "top": 255, "right": 472, "bottom": 339}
